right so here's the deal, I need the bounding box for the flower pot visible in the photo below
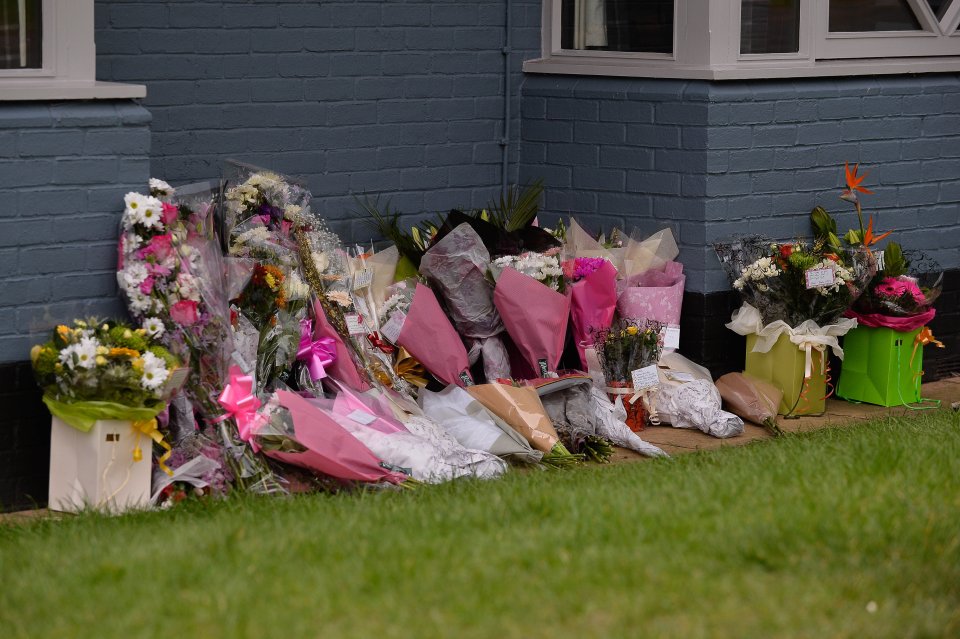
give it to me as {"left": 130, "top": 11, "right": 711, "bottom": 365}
{"left": 606, "top": 381, "right": 648, "bottom": 432}
{"left": 837, "top": 325, "right": 923, "bottom": 407}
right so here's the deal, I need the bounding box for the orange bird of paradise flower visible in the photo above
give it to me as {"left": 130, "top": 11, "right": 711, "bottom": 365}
{"left": 862, "top": 215, "right": 891, "bottom": 247}
{"left": 841, "top": 162, "right": 873, "bottom": 201}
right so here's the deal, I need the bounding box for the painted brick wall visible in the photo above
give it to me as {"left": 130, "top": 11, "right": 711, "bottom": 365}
{"left": 519, "top": 74, "right": 960, "bottom": 295}
{"left": 94, "top": 0, "right": 543, "bottom": 239}
{"left": 0, "top": 102, "right": 152, "bottom": 363}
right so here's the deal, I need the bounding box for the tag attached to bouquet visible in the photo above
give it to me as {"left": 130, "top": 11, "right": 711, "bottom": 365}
{"left": 346, "top": 409, "right": 377, "bottom": 425}
{"left": 344, "top": 313, "right": 367, "bottom": 336}
{"left": 380, "top": 311, "right": 406, "bottom": 345}
{"left": 631, "top": 365, "right": 659, "bottom": 391}
{"left": 663, "top": 370, "right": 696, "bottom": 383}
{"left": 804, "top": 266, "right": 835, "bottom": 289}
{"left": 352, "top": 268, "right": 373, "bottom": 291}
{"left": 661, "top": 326, "right": 680, "bottom": 350}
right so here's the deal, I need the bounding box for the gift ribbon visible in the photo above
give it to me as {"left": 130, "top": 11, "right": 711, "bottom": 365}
{"left": 367, "top": 332, "right": 396, "bottom": 355}
{"left": 214, "top": 367, "right": 262, "bottom": 444}
{"left": 297, "top": 319, "right": 336, "bottom": 381}
{"left": 131, "top": 418, "right": 173, "bottom": 476}
{"left": 911, "top": 326, "right": 943, "bottom": 369}
{"left": 790, "top": 336, "right": 829, "bottom": 380}
{"left": 395, "top": 347, "right": 428, "bottom": 388}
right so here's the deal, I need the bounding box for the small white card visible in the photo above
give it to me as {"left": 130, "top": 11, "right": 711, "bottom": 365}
{"left": 346, "top": 409, "right": 377, "bottom": 425}
{"left": 352, "top": 268, "right": 373, "bottom": 291}
{"left": 380, "top": 310, "right": 406, "bottom": 344}
{"left": 344, "top": 313, "right": 367, "bottom": 335}
{"left": 662, "top": 325, "right": 680, "bottom": 350}
{"left": 664, "top": 370, "right": 696, "bottom": 383}
{"left": 804, "top": 266, "right": 835, "bottom": 289}
{"left": 631, "top": 365, "right": 659, "bottom": 391}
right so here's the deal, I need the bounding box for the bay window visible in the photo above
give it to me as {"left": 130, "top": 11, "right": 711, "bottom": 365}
{"left": 525, "top": 0, "right": 960, "bottom": 79}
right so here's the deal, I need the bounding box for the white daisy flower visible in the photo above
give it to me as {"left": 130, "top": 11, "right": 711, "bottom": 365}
{"left": 176, "top": 272, "right": 201, "bottom": 302}
{"left": 136, "top": 195, "right": 165, "bottom": 230}
{"left": 140, "top": 352, "right": 169, "bottom": 391}
{"left": 58, "top": 344, "right": 79, "bottom": 370}
{"left": 143, "top": 317, "right": 165, "bottom": 338}
{"left": 120, "top": 263, "right": 149, "bottom": 288}
{"left": 148, "top": 178, "right": 174, "bottom": 199}
{"left": 129, "top": 291, "right": 153, "bottom": 315}
{"left": 74, "top": 337, "right": 100, "bottom": 370}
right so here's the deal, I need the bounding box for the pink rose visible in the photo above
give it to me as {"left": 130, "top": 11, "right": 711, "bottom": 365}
{"left": 161, "top": 202, "right": 179, "bottom": 226}
{"left": 148, "top": 233, "right": 174, "bottom": 262}
{"left": 170, "top": 300, "right": 199, "bottom": 326}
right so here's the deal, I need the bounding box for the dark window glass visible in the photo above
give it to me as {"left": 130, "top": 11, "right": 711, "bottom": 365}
{"left": 0, "top": 0, "right": 42, "bottom": 70}
{"left": 829, "top": 0, "right": 922, "bottom": 32}
{"left": 561, "top": 0, "right": 674, "bottom": 54}
{"left": 741, "top": 0, "right": 801, "bottom": 54}
{"left": 924, "top": 0, "right": 953, "bottom": 20}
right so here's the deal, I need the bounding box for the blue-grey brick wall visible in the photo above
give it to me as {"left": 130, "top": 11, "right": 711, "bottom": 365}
{"left": 94, "top": 0, "right": 543, "bottom": 239}
{"left": 520, "top": 74, "right": 960, "bottom": 294}
{"left": 0, "top": 101, "right": 152, "bottom": 365}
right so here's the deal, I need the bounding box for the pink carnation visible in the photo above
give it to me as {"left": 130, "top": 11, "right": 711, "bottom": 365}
{"left": 170, "top": 299, "right": 199, "bottom": 326}
{"left": 161, "top": 202, "right": 179, "bottom": 226}
{"left": 147, "top": 233, "right": 174, "bottom": 262}
{"left": 139, "top": 276, "right": 155, "bottom": 295}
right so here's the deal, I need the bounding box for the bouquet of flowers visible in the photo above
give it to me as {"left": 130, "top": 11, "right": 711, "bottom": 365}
{"left": 594, "top": 319, "right": 664, "bottom": 432}
{"left": 491, "top": 249, "right": 565, "bottom": 292}
{"left": 716, "top": 236, "right": 870, "bottom": 329}
{"left": 32, "top": 318, "right": 181, "bottom": 433}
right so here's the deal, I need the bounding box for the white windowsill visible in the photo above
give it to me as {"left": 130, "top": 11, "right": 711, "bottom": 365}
{"left": 523, "top": 56, "right": 960, "bottom": 80}
{"left": 0, "top": 80, "right": 146, "bottom": 101}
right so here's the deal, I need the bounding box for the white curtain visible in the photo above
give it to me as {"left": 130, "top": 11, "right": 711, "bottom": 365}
{"left": 574, "top": 0, "right": 607, "bottom": 49}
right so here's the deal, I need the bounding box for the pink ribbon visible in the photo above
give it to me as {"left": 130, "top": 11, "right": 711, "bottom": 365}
{"left": 215, "top": 366, "right": 262, "bottom": 447}
{"left": 297, "top": 319, "right": 336, "bottom": 381}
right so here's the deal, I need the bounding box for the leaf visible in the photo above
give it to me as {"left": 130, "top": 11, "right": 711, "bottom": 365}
{"left": 486, "top": 180, "right": 545, "bottom": 232}
{"left": 810, "top": 206, "right": 837, "bottom": 238}
{"left": 883, "top": 242, "right": 908, "bottom": 277}
{"left": 843, "top": 229, "right": 862, "bottom": 245}
{"left": 356, "top": 196, "right": 425, "bottom": 267}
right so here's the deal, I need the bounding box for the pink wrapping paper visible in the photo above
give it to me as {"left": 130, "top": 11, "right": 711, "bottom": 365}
{"left": 617, "top": 260, "right": 685, "bottom": 325}
{"left": 569, "top": 260, "right": 618, "bottom": 369}
{"left": 493, "top": 267, "right": 570, "bottom": 378}
{"left": 311, "top": 299, "right": 371, "bottom": 392}
{"left": 397, "top": 283, "right": 474, "bottom": 387}
{"left": 269, "top": 391, "right": 406, "bottom": 484}
{"left": 331, "top": 389, "right": 408, "bottom": 435}
{"left": 844, "top": 307, "right": 936, "bottom": 332}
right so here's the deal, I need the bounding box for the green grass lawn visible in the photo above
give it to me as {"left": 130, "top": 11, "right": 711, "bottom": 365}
{"left": 2, "top": 411, "right": 959, "bottom": 638}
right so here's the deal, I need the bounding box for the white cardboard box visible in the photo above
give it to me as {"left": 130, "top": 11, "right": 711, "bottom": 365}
{"left": 48, "top": 417, "right": 152, "bottom": 513}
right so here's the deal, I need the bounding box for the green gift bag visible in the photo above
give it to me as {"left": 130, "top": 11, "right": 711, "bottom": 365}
{"left": 837, "top": 326, "right": 922, "bottom": 407}
{"left": 744, "top": 333, "right": 827, "bottom": 416}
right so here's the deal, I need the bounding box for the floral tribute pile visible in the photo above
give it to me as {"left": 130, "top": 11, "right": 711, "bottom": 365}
{"left": 33, "top": 162, "right": 945, "bottom": 506}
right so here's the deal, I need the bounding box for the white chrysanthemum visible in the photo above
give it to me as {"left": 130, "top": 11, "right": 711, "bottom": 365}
{"left": 284, "top": 204, "right": 302, "bottom": 220}
{"left": 122, "top": 192, "right": 148, "bottom": 229}
{"left": 58, "top": 344, "right": 79, "bottom": 370}
{"left": 120, "top": 263, "right": 149, "bottom": 288}
{"left": 129, "top": 291, "right": 153, "bottom": 315}
{"left": 176, "top": 272, "right": 201, "bottom": 302}
{"left": 140, "top": 352, "right": 169, "bottom": 391}
{"left": 149, "top": 177, "right": 174, "bottom": 198}
{"left": 143, "top": 317, "right": 165, "bottom": 338}
{"left": 74, "top": 337, "right": 100, "bottom": 370}
{"left": 284, "top": 272, "right": 310, "bottom": 300}
{"left": 135, "top": 195, "right": 165, "bottom": 230}
{"left": 311, "top": 251, "right": 329, "bottom": 273}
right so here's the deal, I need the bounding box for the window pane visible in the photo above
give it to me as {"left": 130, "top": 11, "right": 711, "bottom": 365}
{"left": 561, "top": 0, "right": 674, "bottom": 54}
{"left": 924, "top": 0, "right": 953, "bottom": 20}
{"left": 829, "top": 0, "right": 922, "bottom": 32}
{"left": 0, "top": 0, "right": 42, "bottom": 69}
{"left": 741, "top": 0, "right": 801, "bottom": 54}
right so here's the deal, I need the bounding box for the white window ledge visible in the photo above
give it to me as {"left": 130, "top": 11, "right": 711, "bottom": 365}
{"left": 0, "top": 80, "right": 145, "bottom": 101}
{"left": 523, "top": 56, "right": 960, "bottom": 81}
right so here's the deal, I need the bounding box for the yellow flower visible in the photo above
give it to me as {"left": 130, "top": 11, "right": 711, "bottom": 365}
{"left": 264, "top": 273, "right": 277, "bottom": 289}
{"left": 30, "top": 345, "right": 42, "bottom": 364}
{"left": 626, "top": 326, "right": 639, "bottom": 336}
{"left": 123, "top": 329, "right": 133, "bottom": 339}
{"left": 131, "top": 358, "right": 143, "bottom": 371}
{"left": 56, "top": 325, "right": 71, "bottom": 340}
{"left": 96, "top": 346, "right": 109, "bottom": 355}
{"left": 135, "top": 328, "right": 147, "bottom": 336}
{"left": 95, "top": 356, "right": 107, "bottom": 366}
{"left": 109, "top": 347, "right": 140, "bottom": 359}
{"left": 101, "top": 324, "right": 109, "bottom": 331}
{"left": 75, "top": 320, "right": 87, "bottom": 328}
{"left": 54, "top": 362, "right": 63, "bottom": 373}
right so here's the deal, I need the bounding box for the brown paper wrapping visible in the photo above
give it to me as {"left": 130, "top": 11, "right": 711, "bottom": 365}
{"left": 715, "top": 372, "right": 782, "bottom": 427}
{"left": 466, "top": 383, "right": 559, "bottom": 454}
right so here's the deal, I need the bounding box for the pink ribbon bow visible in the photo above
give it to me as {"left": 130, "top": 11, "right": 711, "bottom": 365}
{"left": 216, "top": 366, "right": 262, "bottom": 447}
{"left": 297, "top": 319, "right": 337, "bottom": 382}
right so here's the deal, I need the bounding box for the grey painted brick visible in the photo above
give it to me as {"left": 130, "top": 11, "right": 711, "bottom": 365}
{"left": 794, "top": 167, "right": 845, "bottom": 192}
{"left": 626, "top": 171, "right": 680, "bottom": 195}
{"left": 0, "top": 105, "right": 52, "bottom": 129}
{"left": 773, "top": 147, "right": 819, "bottom": 170}
{"left": 858, "top": 140, "right": 902, "bottom": 162}
{"left": 222, "top": 5, "right": 279, "bottom": 28}
{"left": 897, "top": 184, "right": 941, "bottom": 207}
{"left": 356, "top": 29, "right": 408, "bottom": 52}
{"left": 278, "top": 53, "right": 333, "bottom": 78}
{"left": 84, "top": 129, "right": 150, "bottom": 155}
{"left": 50, "top": 103, "right": 122, "bottom": 127}
{"left": 574, "top": 122, "right": 626, "bottom": 145}
{"left": 52, "top": 158, "right": 118, "bottom": 186}
{"left": 817, "top": 98, "right": 861, "bottom": 120}
{"left": 449, "top": 164, "right": 498, "bottom": 187}
{"left": 861, "top": 95, "right": 903, "bottom": 118}
{"left": 773, "top": 100, "right": 818, "bottom": 123}
{"left": 902, "top": 94, "right": 942, "bottom": 115}
{"left": 704, "top": 173, "right": 753, "bottom": 197}
{"left": 546, "top": 143, "right": 598, "bottom": 167}
{"left": 655, "top": 149, "right": 705, "bottom": 172}
{"left": 573, "top": 167, "right": 625, "bottom": 191}
{"left": 797, "top": 121, "right": 842, "bottom": 145}
{"left": 547, "top": 98, "right": 599, "bottom": 122}
{"left": 753, "top": 125, "right": 797, "bottom": 147}
{"left": 922, "top": 114, "right": 960, "bottom": 136}
{"left": 816, "top": 142, "right": 859, "bottom": 167}
{"left": 599, "top": 101, "right": 654, "bottom": 123}
{"left": 681, "top": 127, "right": 708, "bottom": 151}
{"left": 879, "top": 161, "right": 923, "bottom": 185}
{"left": 303, "top": 78, "right": 356, "bottom": 101}
{"left": 401, "top": 167, "right": 447, "bottom": 190}
{"left": 0, "top": 159, "right": 55, "bottom": 188}
{"left": 751, "top": 171, "right": 794, "bottom": 194}
{"left": 599, "top": 146, "right": 653, "bottom": 171}
{"left": 901, "top": 138, "right": 942, "bottom": 160}
{"left": 707, "top": 126, "right": 752, "bottom": 150}
{"left": 17, "top": 130, "right": 85, "bottom": 157}
{"left": 349, "top": 169, "right": 402, "bottom": 193}
{"left": 920, "top": 158, "right": 960, "bottom": 181}
{"left": 0, "top": 219, "right": 51, "bottom": 248}
{"left": 279, "top": 4, "right": 330, "bottom": 27}
{"left": 17, "top": 188, "right": 89, "bottom": 217}
{"left": 0, "top": 277, "right": 55, "bottom": 305}
{"left": 841, "top": 117, "right": 922, "bottom": 141}
{"left": 432, "top": 5, "right": 479, "bottom": 26}
{"left": 727, "top": 148, "right": 775, "bottom": 172}
{"left": 381, "top": 4, "right": 431, "bottom": 27}
{"left": 654, "top": 103, "right": 708, "bottom": 126}
{"left": 627, "top": 124, "right": 681, "bottom": 148}
{"left": 0, "top": 131, "right": 17, "bottom": 157}
{"left": 726, "top": 101, "right": 775, "bottom": 125}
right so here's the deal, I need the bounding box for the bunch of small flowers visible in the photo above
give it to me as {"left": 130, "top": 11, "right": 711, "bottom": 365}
{"left": 224, "top": 170, "right": 310, "bottom": 236}
{"left": 492, "top": 249, "right": 565, "bottom": 291}
{"left": 716, "top": 236, "right": 870, "bottom": 327}
{"left": 233, "top": 263, "right": 287, "bottom": 329}
{"left": 31, "top": 319, "right": 179, "bottom": 407}
{"left": 593, "top": 319, "right": 663, "bottom": 384}
{"left": 562, "top": 256, "right": 610, "bottom": 283}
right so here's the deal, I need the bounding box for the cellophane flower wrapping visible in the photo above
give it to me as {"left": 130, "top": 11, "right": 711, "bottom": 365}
{"left": 566, "top": 258, "right": 618, "bottom": 369}
{"left": 622, "top": 227, "right": 679, "bottom": 280}
{"left": 493, "top": 266, "right": 570, "bottom": 378}
{"left": 419, "top": 223, "right": 511, "bottom": 382}
{"left": 396, "top": 282, "right": 474, "bottom": 387}
{"left": 847, "top": 249, "right": 942, "bottom": 331}
{"left": 594, "top": 319, "right": 663, "bottom": 385}
{"left": 616, "top": 260, "right": 686, "bottom": 327}
{"left": 715, "top": 236, "right": 873, "bottom": 328}
{"left": 419, "top": 385, "right": 543, "bottom": 464}
{"left": 654, "top": 352, "right": 744, "bottom": 439}
{"left": 715, "top": 372, "right": 783, "bottom": 435}
{"left": 466, "top": 383, "right": 561, "bottom": 455}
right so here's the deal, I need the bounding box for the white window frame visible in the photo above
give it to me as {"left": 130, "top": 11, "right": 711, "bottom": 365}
{"left": 0, "top": 0, "right": 144, "bottom": 101}
{"left": 524, "top": 0, "right": 960, "bottom": 79}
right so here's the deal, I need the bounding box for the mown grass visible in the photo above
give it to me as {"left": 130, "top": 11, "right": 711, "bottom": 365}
{"left": 2, "top": 411, "right": 959, "bottom": 639}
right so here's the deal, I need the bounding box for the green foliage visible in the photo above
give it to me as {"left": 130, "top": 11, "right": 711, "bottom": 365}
{"left": 108, "top": 326, "right": 148, "bottom": 352}
{"left": 483, "top": 180, "right": 544, "bottom": 231}
{"left": 357, "top": 196, "right": 426, "bottom": 268}
{"left": 786, "top": 250, "right": 817, "bottom": 272}
{"left": 882, "top": 241, "right": 908, "bottom": 278}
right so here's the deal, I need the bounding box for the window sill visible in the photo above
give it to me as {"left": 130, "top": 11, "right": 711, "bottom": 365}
{"left": 523, "top": 56, "right": 960, "bottom": 80}
{"left": 0, "top": 80, "right": 146, "bottom": 101}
